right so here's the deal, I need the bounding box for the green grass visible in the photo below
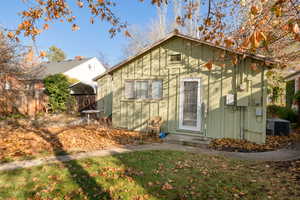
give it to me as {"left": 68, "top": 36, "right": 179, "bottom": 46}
{"left": 0, "top": 150, "right": 299, "bottom": 200}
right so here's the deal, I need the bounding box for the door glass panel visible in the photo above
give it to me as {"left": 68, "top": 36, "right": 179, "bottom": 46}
{"left": 182, "top": 81, "right": 198, "bottom": 127}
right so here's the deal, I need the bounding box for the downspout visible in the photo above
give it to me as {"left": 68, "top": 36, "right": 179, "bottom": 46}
{"left": 240, "top": 106, "right": 245, "bottom": 140}
{"left": 237, "top": 58, "right": 245, "bottom": 140}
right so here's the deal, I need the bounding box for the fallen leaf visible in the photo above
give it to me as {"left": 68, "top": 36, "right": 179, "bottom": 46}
{"left": 162, "top": 183, "right": 173, "bottom": 190}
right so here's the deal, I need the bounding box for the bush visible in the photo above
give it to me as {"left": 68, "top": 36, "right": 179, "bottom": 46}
{"left": 267, "top": 105, "right": 298, "bottom": 123}
{"left": 286, "top": 80, "right": 295, "bottom": 108}
{"left": 44, "top": 74, "right": 75, "bottom": 113}
{"left": 295, "top": 90, "right": 300, "bottom": 102}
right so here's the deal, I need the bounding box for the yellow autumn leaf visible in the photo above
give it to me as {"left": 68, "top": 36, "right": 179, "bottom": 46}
{"left": 292, "top": 23, "right": 300, "bottom": 34}
{"left": 232, "top": 56, "right": 238, "bottom": 65}
{"left": 250, "top": 32, "right": 260, "bottom": 48}
{"left": 205, "top": 61, "right": 213, "bottom": 70}
{"left": 124, "top": 30, "right": 131, "bottom": 38}
{"left": 7, "top": 32, "right": 15, "bottom": 39}
{"left": 257, "top": 31, "right": 267, "bottom": 41}
{"left": 242, "top": 38, "right": 250, "bottom": 48}
{"left": 275, "top": 6, "right": 282, "bottom": 17}
{"left": 224, "top": 38, "right": 234, "bottom": 48}
{"left": 77, "top": 1, "right": 84, "bottom": 8}
{"left": 43, "top": 24, "right": 49, "bottom": 30}
{"left": 40, "top": 51, "right": 47, "bottom": 57}
{"left": 251, "top": 5, "right": 259, "bottom": 15}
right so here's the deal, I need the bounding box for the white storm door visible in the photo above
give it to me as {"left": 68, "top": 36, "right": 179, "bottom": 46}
{"left": 179, "top": 78, "right": 201, "bottom": 131}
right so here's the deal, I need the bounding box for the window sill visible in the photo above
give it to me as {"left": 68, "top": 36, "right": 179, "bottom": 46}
{"left": 169, "top": 61, "right": 182, "bottom": 65}
{"left": 121, "top": 98, "right": 164, "bottom": 103}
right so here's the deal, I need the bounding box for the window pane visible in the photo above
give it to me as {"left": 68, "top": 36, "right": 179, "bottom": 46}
{"left": 136, "top": 81, "right": 148, "bottom": 99}
{"left": 152, "top": 80, "right": 163, "bottom": 99}
{"left": 183, "top": 81, "right": 198, "bottom": 127}
{"left": 170, "top": 54, "right": 181, "bottom": 62}
{"left": 125, "top": 81, "right": 135, "bottom": 99}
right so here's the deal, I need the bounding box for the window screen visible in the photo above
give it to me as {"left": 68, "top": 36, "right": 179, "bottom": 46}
{"left": 124, "top": 80, "right": 163, "bottom": 100}
{"left": 125, "top": 81, "right": 135, "bottom": 99}
{"left": 152, "top": 80, "right": 163, "bottom": 99}
{"left": 170, "top": 54, "right": 181, "bottom": 62}
{"left": 136, "top": 81, "right": 149, "bottom": 99}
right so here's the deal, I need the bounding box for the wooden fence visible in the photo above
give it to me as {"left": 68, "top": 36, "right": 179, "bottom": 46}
{"left": 0, "top": 90, "right": 96, "bottom": 117}
{"left": 0, "top": 89, "right": 48, "bottom": 116}
{"left": 73, "top": 95, "right": 96, "bottom": 112}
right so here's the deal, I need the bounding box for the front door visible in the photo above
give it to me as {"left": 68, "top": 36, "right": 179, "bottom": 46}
{"left": 179, "top": 78, "right": 201, "bottom": 131}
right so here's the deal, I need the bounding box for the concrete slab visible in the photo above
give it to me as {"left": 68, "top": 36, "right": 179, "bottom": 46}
{"left": 163, "top": 133, "right": 211, "bottom": 148}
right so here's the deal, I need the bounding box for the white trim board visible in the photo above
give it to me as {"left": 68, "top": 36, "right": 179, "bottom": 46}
{"left": 179, "top": 78, "right": 202, "bottom": 132}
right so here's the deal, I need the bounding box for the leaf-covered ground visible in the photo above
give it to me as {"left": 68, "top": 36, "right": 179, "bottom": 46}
{"left": 0, "top": 124, "right": 160, "bottom": 164}
{"left": 268, "top": 159, "right": 300, "bottom": 184}
{"left": 0, "top": 150, "right": 299, "bottom": 200}
{"left": 209, "top": 133, "right": 300, "bottom": 152}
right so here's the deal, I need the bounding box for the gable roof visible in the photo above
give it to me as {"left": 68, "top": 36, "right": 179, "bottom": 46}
{"left": 93, "top": 32, "right": 277, "bottom": 81}
{"left": 27, "top": 57, "right": 92, "bottom": 80}
{"left": 69, "top": 80, "right": 97, "bottom": 95}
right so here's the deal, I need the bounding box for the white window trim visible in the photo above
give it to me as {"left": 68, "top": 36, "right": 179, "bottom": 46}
{"left": 179, "top": 78, "right": 202, "bottom": 131}
{"left": 125, "top": 79, "right": 163, "bottom": 100}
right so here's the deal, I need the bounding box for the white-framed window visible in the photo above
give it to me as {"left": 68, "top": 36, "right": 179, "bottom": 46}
{"left": 151, "top": 80, "right": 163, "bottom": 99}
{"left": 170, "top": 54, "right": 181, "bottom": 62}
{"left": 136, "top": 80, "right": 149, "bottom": 99}
{"left": 125, "top": 80, "right": 135, "bottom": 99}
{"left": 125, "top": 80, "right": 163, "bottom": 100}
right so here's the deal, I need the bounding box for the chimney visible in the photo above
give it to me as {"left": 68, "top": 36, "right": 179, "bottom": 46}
{"left": 75, "top": 56, "right": 84, "bottom": 61}
{"left": 173, "top": 29, "right": 179, "bottom": 34}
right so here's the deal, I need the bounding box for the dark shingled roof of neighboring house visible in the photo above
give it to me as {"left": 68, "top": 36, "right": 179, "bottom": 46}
{"left": 26, "top": 57, "right": 92, "bottom": 80}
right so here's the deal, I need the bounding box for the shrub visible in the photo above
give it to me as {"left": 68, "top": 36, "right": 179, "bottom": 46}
{"left": 44, "top": 74, "right": 75, "bottom": 113}
{"left": 286, "top": 80, "right": 295, "bottom": 108}
{"left": 295, "top": 90, "right": 300, "bottom": 102}
{"left": 267, "top": 105, "right": 298, "bottom": 123}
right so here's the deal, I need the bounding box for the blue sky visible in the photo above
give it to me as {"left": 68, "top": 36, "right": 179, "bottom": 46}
{"left": 0, "top": 1, "right": 160, "bottom": 66}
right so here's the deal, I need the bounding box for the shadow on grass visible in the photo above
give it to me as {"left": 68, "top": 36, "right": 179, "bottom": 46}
{"left": 9, "top": 122, "right": 167, "bottom": 199}
{"left": 20, "top": 125, "right": 112, "bottom": 200}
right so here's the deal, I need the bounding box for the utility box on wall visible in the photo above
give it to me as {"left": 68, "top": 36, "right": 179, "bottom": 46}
{"left": 225, "top": 94, "right": 235, "bottom": 106}
{"left": 237, "top": 92, "right": 249, "bottom": 107}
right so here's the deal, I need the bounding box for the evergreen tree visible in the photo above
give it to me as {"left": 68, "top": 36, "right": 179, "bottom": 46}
{"left": 46, "top": 46, "right": 66, "bottom": 62}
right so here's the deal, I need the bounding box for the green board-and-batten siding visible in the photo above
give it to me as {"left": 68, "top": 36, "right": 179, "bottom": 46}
{"left": 96, "top": 36, "right": 267, "bottom": 144}
{"left": 96, "top": 74, "right": 113, "bottom": 117}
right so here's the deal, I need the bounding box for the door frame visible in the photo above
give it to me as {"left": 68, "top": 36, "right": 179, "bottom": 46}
{"left": 179, "top": 78, "right": 202, "bottom": 131}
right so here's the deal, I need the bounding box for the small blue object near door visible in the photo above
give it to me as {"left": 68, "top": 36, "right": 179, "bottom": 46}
{"left": 159, "top": 132, "right": 166, "bottom": 139}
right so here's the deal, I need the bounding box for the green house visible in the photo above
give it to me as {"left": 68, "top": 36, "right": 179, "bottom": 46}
{"left": 94, "top": 32, "right": 275, "bottom": 144}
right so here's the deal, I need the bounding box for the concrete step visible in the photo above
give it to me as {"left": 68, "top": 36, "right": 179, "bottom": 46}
{"left": 163, "top": 134, "right": 211, "bottom": 148}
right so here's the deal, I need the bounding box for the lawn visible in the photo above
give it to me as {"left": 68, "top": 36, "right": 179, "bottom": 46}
{"left": 0, "top": 150, "right": 299, "bottom": 200}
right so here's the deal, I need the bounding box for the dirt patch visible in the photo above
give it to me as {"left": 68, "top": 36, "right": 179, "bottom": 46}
{"left": 0, "top": 124, "right": 160, "bottom": 163}
{"left": 209, "top": 133, "right": 300, "bottom": 152}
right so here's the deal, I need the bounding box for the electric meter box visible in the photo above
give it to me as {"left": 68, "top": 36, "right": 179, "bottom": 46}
{"left": 225, "top": 94, "right": 235, "bottom": 106}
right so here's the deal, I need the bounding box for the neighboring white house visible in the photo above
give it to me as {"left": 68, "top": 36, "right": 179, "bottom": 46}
{"left": 63, "top": 57, "right": 106, "bottom": 82}
{"left": 29, "top": 56, "right": 107, "bottom": 94}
